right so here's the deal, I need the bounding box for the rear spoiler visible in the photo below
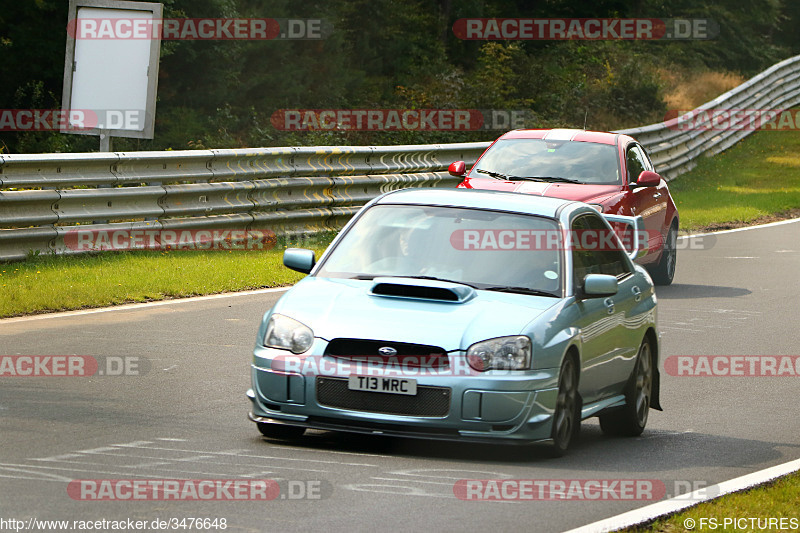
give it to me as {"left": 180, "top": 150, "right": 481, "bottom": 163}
{"left": 602, "top": 214, "right": 648, "bottom": 261}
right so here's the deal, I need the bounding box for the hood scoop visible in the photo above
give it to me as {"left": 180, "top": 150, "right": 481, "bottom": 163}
{"left": 370, "top": 277, "right": 476, "bottom": 303}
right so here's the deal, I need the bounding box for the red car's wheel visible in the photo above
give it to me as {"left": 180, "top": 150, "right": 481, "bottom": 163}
{"left": 649, "top": 222, "right": 677, "bottom": 285}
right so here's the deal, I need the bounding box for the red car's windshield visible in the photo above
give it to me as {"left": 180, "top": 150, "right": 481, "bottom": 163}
{"left": 472, "top": 138, "right": 622, "bottom": 185}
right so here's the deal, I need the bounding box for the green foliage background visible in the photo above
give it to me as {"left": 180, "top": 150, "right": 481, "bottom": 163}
{"left": 1, "top": 0, "right": 797, "bottom": 153}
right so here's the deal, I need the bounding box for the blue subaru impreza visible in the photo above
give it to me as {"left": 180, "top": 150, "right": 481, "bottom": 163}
{"left": 247, "top": 188, "right": 661, "bottom": 455}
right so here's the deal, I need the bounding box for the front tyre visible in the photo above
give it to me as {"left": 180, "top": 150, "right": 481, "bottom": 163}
{"left": 257, "top": 422, "right": 306, "bottom": 440}
{"left": 599, "top": 337, "right": 653, "bottom": 437}
{"left": 550, "top": 356, "right": 580, "bottom": 456}
{"left": 650, "top": 223, "right": 677, "bottom": 285}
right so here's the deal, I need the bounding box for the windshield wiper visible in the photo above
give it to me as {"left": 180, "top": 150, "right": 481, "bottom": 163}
{"left": 506, "top": 176, "right": 551, "bottom": 182}
{"left": 476, "top": 169, "right": 518, "bottom": 180}
{"left": 476, "top": 170, "right": 583, "bottom": 184}
{"left": 526, "top": 176, "right": 583, "bottom": 184}
{"left": 482, "top": 286, "right": 559, "bottom": 297}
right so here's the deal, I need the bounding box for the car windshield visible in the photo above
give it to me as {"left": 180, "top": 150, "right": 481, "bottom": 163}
{"left": 472, "top": 138, "right": 621, "bottom": 185}
{"left": 315, "top": 204, "right": 563, "bottom": 297}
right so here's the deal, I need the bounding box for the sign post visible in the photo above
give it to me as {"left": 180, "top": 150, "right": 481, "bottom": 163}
{"left": 61, "top": 0, "right": 163, "bottom": 151}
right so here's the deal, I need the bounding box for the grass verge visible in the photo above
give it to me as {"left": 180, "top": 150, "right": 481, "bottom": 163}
{"left": 0, "top": 234, "right": 334, "bottom": 318}
{"left": 625, "top": 470, "right": 800, "bottom": 532}
{"left": 669, "top": 128, "right": 800, "bottom": 231}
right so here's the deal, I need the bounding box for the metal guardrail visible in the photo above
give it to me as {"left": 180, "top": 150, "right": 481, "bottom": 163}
{"left": 618, "top": 54, "right": 800, "bottom": 179}
{"left": 3, "top": 54, "right": 800, "bottom": 261}
{"left": 0, "top": 143, "right": 479, "bottom": 260}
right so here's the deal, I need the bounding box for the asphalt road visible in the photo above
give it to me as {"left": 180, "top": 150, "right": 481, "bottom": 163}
{"left": 1, "top": 220, "right": 799, "bottom": 532}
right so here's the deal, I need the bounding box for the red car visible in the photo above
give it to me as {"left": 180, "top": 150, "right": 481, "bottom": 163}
{"left": 449, "top": 128, "right": 679, "bottom": 285}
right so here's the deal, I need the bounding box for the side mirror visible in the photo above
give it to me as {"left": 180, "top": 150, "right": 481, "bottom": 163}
{"left": 635, "top": 170, "right": 661, "bottom": 187}
{"left": 448, "top": 161, "right": 467, "bottom": 177}
{"left": 283, "top": 248, "right": 316, "bottom": 274}
{"left": 582, "top": 274, "right": 619, "bottom": 298}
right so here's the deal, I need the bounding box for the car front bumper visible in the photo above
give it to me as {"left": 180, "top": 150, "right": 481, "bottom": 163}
{"left": 248, "top": 348, "right": 561, "bottom": 444}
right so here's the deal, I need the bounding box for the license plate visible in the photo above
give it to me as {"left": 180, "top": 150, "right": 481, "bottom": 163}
{"left": 348, "top": 375, "right": 417, "bottom": 396}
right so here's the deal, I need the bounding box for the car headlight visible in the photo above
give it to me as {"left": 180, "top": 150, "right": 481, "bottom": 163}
{"left": 263, "top": 314, "right": 314, "bottom": 354}
{"left": 466, "top": 335, "right": 532, "bottom": 371}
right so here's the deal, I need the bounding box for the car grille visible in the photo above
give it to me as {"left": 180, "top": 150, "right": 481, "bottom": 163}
{"left": 316, "top": 377, "right": 451, "bottom": 417}
{"left": 324, "top": 338, "right": 448, "bottom": 368}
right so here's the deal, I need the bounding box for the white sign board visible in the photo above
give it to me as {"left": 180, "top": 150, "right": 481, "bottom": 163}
{"left": 62, "top": 0, "right": 162, "bottom": 139}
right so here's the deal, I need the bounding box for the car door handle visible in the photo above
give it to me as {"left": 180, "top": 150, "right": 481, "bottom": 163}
{"left": 631, "top": 285, "right": 642, "bottom": 302}
{"left": 604, "top": 298, "right": 615, "bottom": 314}
{"left": 653, "top": 192, "right": 662, "bottom": 199}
